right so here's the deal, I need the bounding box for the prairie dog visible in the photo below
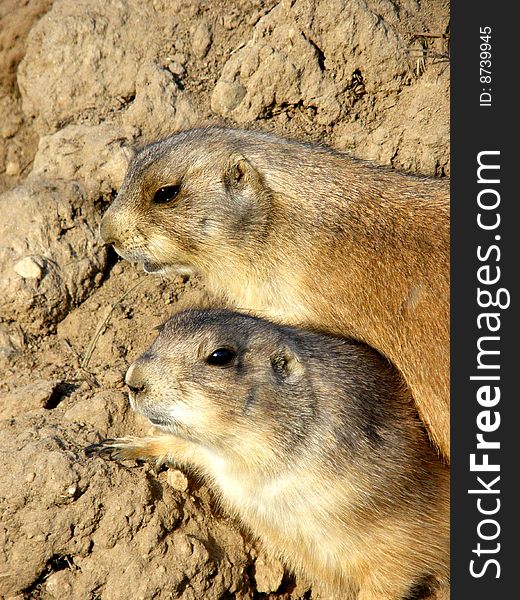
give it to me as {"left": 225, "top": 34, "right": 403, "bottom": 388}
{"left": 86, "top": 308, "right": 450, "bottom": 599}
{"left": 99, "top": 128, "right": 450, "bottom": 461}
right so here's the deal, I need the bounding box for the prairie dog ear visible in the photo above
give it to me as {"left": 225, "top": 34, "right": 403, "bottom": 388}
{"left": 270, "top": 345, "right": 305, "bottom": 383}
{"left": 224, "top": 155, "right": 260, "bottom": 189}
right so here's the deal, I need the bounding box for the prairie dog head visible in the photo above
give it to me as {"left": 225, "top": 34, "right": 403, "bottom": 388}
{"left": 100, "top": 129, "right": 272, "bottom": 277}
{"left": 125, "top": 309, "right": 313, "bottom": 464}
{"left": 125, "top": 308, "right": 419, "bottom": 472}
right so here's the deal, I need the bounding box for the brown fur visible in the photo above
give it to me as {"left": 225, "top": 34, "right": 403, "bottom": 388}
{"left": 99, "top": 128, "right": 450, "bottom": 462}
{"left": 86, "top": 308, "right": 449, "bottom": 599}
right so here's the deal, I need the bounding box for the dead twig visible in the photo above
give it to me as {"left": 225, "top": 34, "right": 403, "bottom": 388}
{"left": 81, "top": 279, "right": 144, "bottom": 369}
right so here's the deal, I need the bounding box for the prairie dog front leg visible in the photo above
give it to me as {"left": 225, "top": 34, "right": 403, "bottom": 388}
{"left": 85, "top": 435, "right": 203, "bottom": 468}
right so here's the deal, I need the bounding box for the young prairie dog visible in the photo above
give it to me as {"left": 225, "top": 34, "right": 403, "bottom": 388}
{"left": 86, "top": 308, "right": 449, "bottom": 600}
{"left": 99, "top": 127, "right": 450, "bottom": 462}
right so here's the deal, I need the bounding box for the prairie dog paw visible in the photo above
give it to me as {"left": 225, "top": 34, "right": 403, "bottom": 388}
{"left": 84, "top": 437, "right": 142, "bottom": 461}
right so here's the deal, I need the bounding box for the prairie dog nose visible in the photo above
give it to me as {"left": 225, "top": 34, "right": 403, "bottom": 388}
{"left": 125, "top": 362, "right": 147, "bottom": 394}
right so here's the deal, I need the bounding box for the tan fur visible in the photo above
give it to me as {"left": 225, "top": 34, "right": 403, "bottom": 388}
{"left": 99, "top": 128, "right": 450, "bottom": 462}
{"left": 86, "top": 309, "right": 449, "bottom": 599}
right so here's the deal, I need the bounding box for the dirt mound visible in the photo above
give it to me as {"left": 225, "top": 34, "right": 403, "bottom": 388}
{"left": 0, "top": 0, "right": 450, "bottom": 597}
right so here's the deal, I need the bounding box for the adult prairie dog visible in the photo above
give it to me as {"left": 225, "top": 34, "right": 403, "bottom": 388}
{"left": 86, "top": 308, "right": 449, "bottom": 599}
{"left": 99, "top": 127, "right": 450, "bottom": 461}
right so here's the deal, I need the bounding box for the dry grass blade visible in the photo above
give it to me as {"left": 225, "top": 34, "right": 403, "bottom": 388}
{"left": 81, "top": 278, "right": 144, "bottom": 369}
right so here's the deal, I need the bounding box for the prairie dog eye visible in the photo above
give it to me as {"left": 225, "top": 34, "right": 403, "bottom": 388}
{"left": 152, "top": 184, "right": 181, "bottom": 204}
{"left": 206, "top": 348, "right": 236, "bottom": 366}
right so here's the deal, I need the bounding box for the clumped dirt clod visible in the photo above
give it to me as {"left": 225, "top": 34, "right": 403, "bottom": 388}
{"left": 0, "top": 1, "right": 449, "bottom": 598}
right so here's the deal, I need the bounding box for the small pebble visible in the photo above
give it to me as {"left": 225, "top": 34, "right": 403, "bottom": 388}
{"left": 211, "top": 80, "right": 246, "bottom": 114}
{"left": 6, "top": 161, "right": 21, "bottom": 177}
{"left": 167, "top": 468, "right": 189, "bottom": 492}
{"left": 13, "top": 256, "right": 43, "bottom": 280}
